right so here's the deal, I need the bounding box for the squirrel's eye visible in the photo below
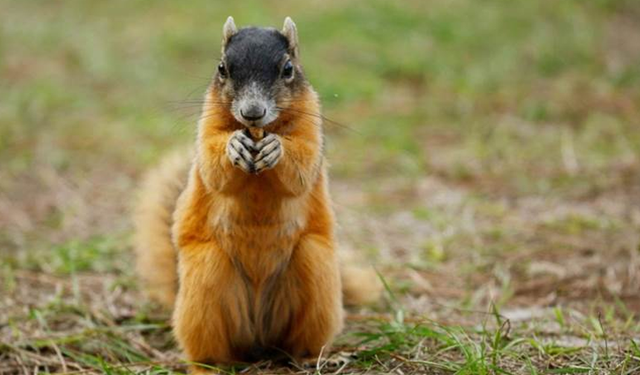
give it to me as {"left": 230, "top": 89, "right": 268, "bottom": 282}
{"left": 282, "top": 60, "right": 294, "bottom": 80}
{"left": 218, "top": 63, "right": 227, "bottom": 78}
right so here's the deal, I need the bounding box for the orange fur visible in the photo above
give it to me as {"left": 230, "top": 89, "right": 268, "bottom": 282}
{"left": 133, "top": 149, "right": 190, "bottom": 308}
{"left": 172, "top": 86, "right": 343, "bottom": 365}
{"left": 133, "top": 86, "right": 381, "bottom": 369}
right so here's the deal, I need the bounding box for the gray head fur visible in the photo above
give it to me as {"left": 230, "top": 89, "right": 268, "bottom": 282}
{"left": 216, "top": 17, "right": 305, "bottom": 128}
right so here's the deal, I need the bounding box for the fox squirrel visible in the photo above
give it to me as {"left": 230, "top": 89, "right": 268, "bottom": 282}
{"left": 133, "top": 17, "right": 381, "bottom": 369}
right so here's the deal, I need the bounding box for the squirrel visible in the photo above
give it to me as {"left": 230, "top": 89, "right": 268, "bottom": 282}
{"left": 133, "top": 17, "right": 382, "bottom": 369}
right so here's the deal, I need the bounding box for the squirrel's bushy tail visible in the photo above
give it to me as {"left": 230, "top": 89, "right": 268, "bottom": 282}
{"left": 133, "top": 151, "right": 382, "bottom": 309}
{"left": 340, "top": 250, "right": 383, "bottom": 306}
{"left": 133, "top": 150, "right": 191, "bottom": 309}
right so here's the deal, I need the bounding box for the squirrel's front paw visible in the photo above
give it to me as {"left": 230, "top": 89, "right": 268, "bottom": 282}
{"left": 254, "top": 133, "right": 282, "bottom": 173}
{"left": 226, "top": 130, "right": 256, "bottom": 173}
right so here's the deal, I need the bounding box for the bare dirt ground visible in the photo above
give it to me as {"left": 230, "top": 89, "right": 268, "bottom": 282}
{"left": 2, "top": 137, "right": 640, "bottom": 373}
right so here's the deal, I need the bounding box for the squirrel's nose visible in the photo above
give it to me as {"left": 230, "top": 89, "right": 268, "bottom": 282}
{"left": 240, "top": 105, "right": 266, "bottom": 122}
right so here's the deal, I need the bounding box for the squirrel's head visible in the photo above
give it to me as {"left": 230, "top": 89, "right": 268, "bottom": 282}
{"left": 213, "top": 17, "right": 308, "bottom": 129}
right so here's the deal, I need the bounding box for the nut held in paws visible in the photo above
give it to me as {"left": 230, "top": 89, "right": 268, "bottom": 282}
{"left": 248, "top": 127, "right": 264, "bottom": 141}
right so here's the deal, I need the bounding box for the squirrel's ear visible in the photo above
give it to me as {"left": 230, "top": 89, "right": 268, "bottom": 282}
{"left": 282, "top": 17, "right": 299, "bottom": 58}
{"left": 222, "top": 16, "right": 237, "bottom": 51}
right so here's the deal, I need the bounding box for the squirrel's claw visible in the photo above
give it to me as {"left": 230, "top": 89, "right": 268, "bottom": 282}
{"left": 254, "top": 134, "right": 282, "bottom": 173}
{"left": 226, "top": 130, "right": 256, "bottom": 173}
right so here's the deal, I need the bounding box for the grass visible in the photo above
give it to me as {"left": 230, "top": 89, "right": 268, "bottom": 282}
{"left": 2, "top": 0, "right": 640, "bottom": 373}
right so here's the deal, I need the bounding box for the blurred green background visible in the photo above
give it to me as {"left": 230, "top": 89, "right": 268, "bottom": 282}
{"left": 2, "top": 0, "right": 639, "bottom": 188}
{"left": 1, "top": 0, "right": 640, "bottom": 372}
{"left": 2, "top": 0, "right": 640, "bottom": 297}
{"left": 3, "top": 0, "right": 640, "bottom": 301}
{"left": 3, "top": 0, "right": 639, "bottom": 178}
